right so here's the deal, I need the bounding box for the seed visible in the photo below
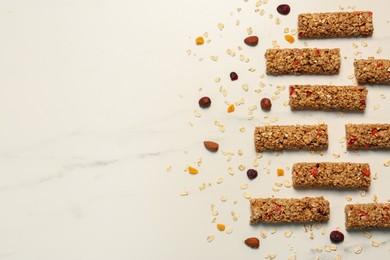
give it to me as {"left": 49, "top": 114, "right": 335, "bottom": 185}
{"left": 230, "top": 72, "right": 238, "bottom": 81}
{"left": 247, "top": 169, "right": 258, "bottom": 180}
{"left": 260, "top": 98, "right": 272, "bottom": 111}
{"left": 277, "top": 4, "right": 291, "bottom": 15}
{"left": 198, "top": 96, "right": 211, "bottom": 108}
{"left": 330, "top": 230, "right": 344, "bottom": 243}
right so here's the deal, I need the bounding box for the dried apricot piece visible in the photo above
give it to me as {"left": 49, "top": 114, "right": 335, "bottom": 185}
{"left": 195, "top": 36, "right": 204, "bottom": 45}
{"left": 227, "top": 104, "right": 235, "bottom": 113}
{"left": 188, "top": 166, "right": 199, "bottom": 174}
{"left": 277, "top": 168, "right": 284, "bottom": 176}
{"left": 217, "top": 223, "right": 226, "bottom": 231}
{"left": 284, "top": 34, "right": 295, "bottom": 44}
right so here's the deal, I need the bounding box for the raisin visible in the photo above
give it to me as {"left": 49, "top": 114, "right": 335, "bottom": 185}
{"left": 230, "top": 72, "right": 238, "bottom": 81}
{"left": 330, "top": 230, "right": 344, "bottom": 243}
{"left": 198, "top": 96, "right": 211, "bottom": 108}
{"left": 247, "top": 169, "right": 258, "bottom": 180}
{"left": 260, "top": 98, "right": 272, "bottom": 111}
{"left": 277, "top": 4, "right": 291, "bottom": 15}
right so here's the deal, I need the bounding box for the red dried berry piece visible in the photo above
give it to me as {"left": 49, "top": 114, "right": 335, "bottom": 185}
{"left": 347, "top": 136, "right": 357, "bottom": 147}
{"left": 274, "top": 204, "right": 282, "bottom": 212}
{"left": 260, "top": 98, "right": 272, "bottom": 111}
{"left": 371, "top": 129, "right": 378, "bottom": 135}
{"left": 247, "top": 169, "right": 258, "bottom": 180}
{"left": 359, "top": 211, "right": 367, "bottom": 217}
{"left": 306, "top": 91, "right": 312, "bottom": 97}
{"left": 315, "top": 49, "right": 320, "bottom": 55}
{"left": 289, "top": 86, "right": 295, "bottom": 95}
{"left": 198, "top": 96, "right": 211, "bottom": 108}
{"left": 276, "top": 4, "right": 290, "bottom": 15}
{"left": 298, "top": 32, "right": 303, "bottom": 38}
{"left": 311, "top": 167, "right": 318, "bottom": 177}
{"left": 362, "top": 169, "right": 370, "bottom": 176}
{"left": 293, "top": 61, "right": 299, "bottom": 65}
{"left": 230, "top": 72, "right": 238, "bottom": 81}
{"left": 330, "top": 230, "right": 344, "bottom": 243}
{"left": 360, "top": 99, "right": 366, "bottom": 106}
{"left": 377, "top": 62, "right": 383, "bottom": 68}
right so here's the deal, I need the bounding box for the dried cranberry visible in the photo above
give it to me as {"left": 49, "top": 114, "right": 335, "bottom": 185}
{"left": 230, "top": 72, "right": 238, "bottom": 81}
{"left": 260, "top": 98, "right": 272, "bottom": 111}
{"left": 198, "top": 96, "right": 211, "bottom": 108}
{"left": 289, "top": 86, "right": 295, "bottom": 95}
{"left": 330, "top": 230, "right": 344, "bottom": 243}
{"left": 247, "top": 169, "right": 258, "bottom": 180}
{"left": 277, "top": 4, "right": 290, "bottom": 15}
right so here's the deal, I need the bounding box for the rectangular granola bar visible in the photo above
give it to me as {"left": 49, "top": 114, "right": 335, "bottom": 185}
{"left": 289, "top": 85, "right": 367, "bottom": 111}
{"left": 345, "top": 203, "right": 390, "bottom": 230}
{"left": 292, "top": 162, "right": 370, "bottom": 189}
{"left": 298, "top": 11, "right": 373, "bottom": 38}
{"left": 250, "top": 197, "right": 330, "bottom": 224}
{"left": 345, "top": 123, "right": 390, "bottom": 150}
{"left": 354, "top": 59, "right": 390, "bottom": 84}
{"left": 254, "top": 124, "right": 328, "bottom": 151}
{"left": 265, "top": 48, "right": 340, "bottom": 75}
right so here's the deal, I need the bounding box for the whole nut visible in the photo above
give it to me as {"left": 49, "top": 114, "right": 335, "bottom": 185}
{"left": 203, "top": 141, "right": 219, "bottom": 152}
{"left": 244, "top": 237, "right": 260, "bottom": 249}
{"left": 198, "top": 96, "right": 211, "bottom": 108}
{"left": 244, "top": 36, "right": 259, "bottom": 46}
{"left": 260, "top": 98, "right": 272, "bottom": 111}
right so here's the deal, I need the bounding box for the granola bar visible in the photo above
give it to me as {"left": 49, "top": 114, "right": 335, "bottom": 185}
{"left": 289, "top": 85, "right": 367, "bottom": 111}
{"left": 345, "top": 203, "right": 390, "bottom": 230}
{"left": 292, "top": 162, "right": 370, "bottom": 189}
{"left": 265, "top": 48, "right": 340, "bottom": 75}
{"left": 354, "top": 59, "right": 390, "bottom": 84}
{"left": 250, "top": 197, "right": 330, "bottom": 224}
{"left": 345, "top": 123, "right": 390, "bottom": 150}
{"left": 254, "top": 124, "right": 328, "bottom": 151}
{"left": 298, "top": 11, "right": 373, "bottom": 38}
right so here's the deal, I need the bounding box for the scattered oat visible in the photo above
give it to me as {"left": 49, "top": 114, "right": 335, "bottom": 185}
{"left": 309, "top": 233, "right": 315, "bottom": 239}
{"left": 179, "top": 189, "right": 189, "bottom": 196}
{"left": 270, "top": 228, "right": 277, "bottom": 234}
{"left": 372, "top": 194, "right": 378, "bottom": 203}
{"left": 228, "top": 167, "right": 235, "bottom": 175}
{"left": 283, "top": 180, "right": 292, "bottom": 188}
{"left": 256, "top": 0, "right": 262, "bottom": 7}
{"left": 237, "top": 149, "right": 243, "bottom": 156}
{"left": 284, "top": 231, "right": 293, "bottom": 238}
{"left": 236, "top": 19, "right": 240, "bottom": 26}
{"left": 361, "top": 40, "right": 368, "bottom": 47}
{"left": 210, "top": 55, "right": 219, "bottom": 61}
{"left": 226, "top": 228, "right": 233, "bottom": 234}
{"left": 336, "top": 254, "right": 341, "bottom": 260}
{"left": 238, "top": 164, "right": 246, "bottom": 171}
{"left": 231, "top": 211, "right": 238, "bottom": 221}
{"left": 333, "top": 153, "right": 341, "bottom": 158}
{"left": 239, "top": 127, "right": 246, "bottom": 132}
{"left": 373, "top": 103, "right": 380, "bottom": 110}
{"left": 373, "top": 172, "right": 378, "bottom": 180}
{"left": 371, "top": 240, "right": 380, "bottom": 247}
{"left": 166, "top": 165, "right": 172, "bottom": 172}
{"left": 321, "top": 228, "right": 326, "bottom": 235}
{"left": 207, "top": 235, "right": 214, "bottom": 242}
{"left": 272, "top": 186, "right": 280, "bottom": 192}
{"left": 216, "top": 177, "right": 224, "bottom": 184}
{"left": 360, "top": 190, "right": 366, "bottom": 197}
{"left": 291, "top": 28, "right": 297, "bottom": 35}
{"left": 354, "top": 246, "right": 363, "bottom": 254}
{"left": 193, "top": 110, "right": 201, "bottom": 117}
{"left": 288, "top": 256, "right": 296, "bottom": 260}
{"left": 218, "top": 23, "right": 224, "bottom": 31}
{"left": 246, "top": 27, "right": 253, "bottom": 35}
{"left": 330, "top": 245, "right": 337, "bottom": 251}
{"left": 352, "top": 42, "right": 358, "bottom": 49}
{"left": 345, "top": 196, "right": 353, "bottom": 202}
{"left": 377, "top": 47, "right": 383, "bottom": 54}
{"left": 380, "top": 93, "right": 386, "bottom": 99}
{"left": 315, "top": 248, "right": 323, "bottom": 253}
{"left": 384, "top": 160, "right": 390, "bottom": 167}
{"left": 253, "top": 159, "right": 259, "bottom": 167}
{"left": 284, "top": 27, "right": 289, "bottom": 33}
{"left": 268, "top": 14, "right": 273, "bottom": 19}
{"left": 260, "top": 230, "right": 267, "bottom": 239}
{"left": 275, "top": 17, "right": 281, "bottom": 25}
{"left": 243, "top": 192, "right": 251, "bottom": 199}
{"left": 364, "top": 231, "right": 372, "bottom": 239}
{"left": 265, "top": 253, "right": 277, "bottom": 260}
{"left": 220, "top": 195, "right": 227, "bottom": 202}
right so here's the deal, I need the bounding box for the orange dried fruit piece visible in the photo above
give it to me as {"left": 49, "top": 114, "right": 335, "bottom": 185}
{"left": 277, "top": 168, "right": 284, "bottom": 176}
{"left": 227, "top": 104, "right": 235, "bottom": 113}
{"left": 217, "top": 223, "right": 226, "bottom": 231}
{"left": 284, "top": 34, "right": 295, "bottom": 44}
{"left": 188, "top": 166, "right": 199, "bottom": 174}
{"left": 195, "top": 36, "right": 204, "bottom": 45}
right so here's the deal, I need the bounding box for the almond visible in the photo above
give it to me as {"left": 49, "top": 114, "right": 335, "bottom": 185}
{"left": 244, "top": 36, "right": 259, "bottom": 46}
{"left": 244, "top": 237, "right": 260, "bottom": 249}
{"left": 203, "top": 141, "right": 219, "bottom": 152}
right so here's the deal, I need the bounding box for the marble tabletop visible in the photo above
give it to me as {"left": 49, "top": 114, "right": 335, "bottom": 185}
{"left": 0, "top": 0, "right": 389, "bottom": 259}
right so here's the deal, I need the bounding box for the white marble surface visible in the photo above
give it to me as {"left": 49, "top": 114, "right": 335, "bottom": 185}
{"left": 0, "top": 0, "right": 389, "bottom": 259}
